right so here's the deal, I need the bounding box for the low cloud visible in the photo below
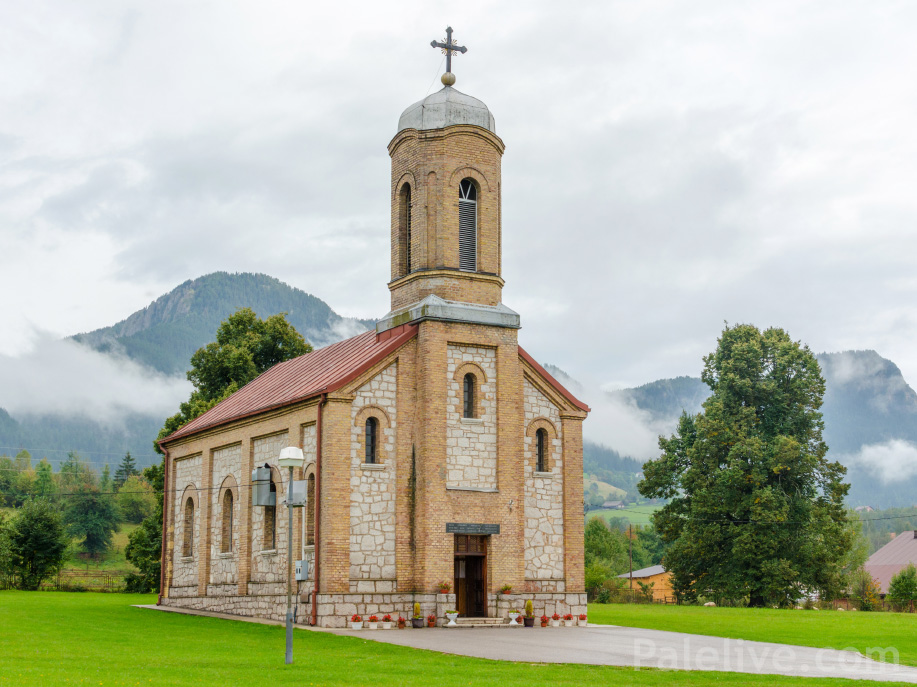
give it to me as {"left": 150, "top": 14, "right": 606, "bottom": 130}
{"left": 845, "top": 440, "right": 917, "bottom": 484}
{"left": 0, "top": 332, "right": 190, "bottom": 425}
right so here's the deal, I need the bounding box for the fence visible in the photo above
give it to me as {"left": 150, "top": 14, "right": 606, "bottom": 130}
{"left": 0, "top": 570, "right": 131, "bottom": 592}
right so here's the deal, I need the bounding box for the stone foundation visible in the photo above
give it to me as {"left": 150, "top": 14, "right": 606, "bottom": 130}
{"left": 160, "top": 591, "right": 588, "bottom": 627}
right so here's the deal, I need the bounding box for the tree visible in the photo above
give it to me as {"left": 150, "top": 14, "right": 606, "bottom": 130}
{"left": 639, "top": 324, "right": 853, "bottom": 607}
{"left": 64, "top": 485, "right": 120, "bottom": 558}
{"left": 155, "top": 307, "right": 311, "bottom": 452}
{"left": 117, "top": 475, "right": 156, "bottom": 523}
{"left": 113, "top": 452, "right": 138, "bottom": 490}
{"left": 59, "top": 452, "right": 95, "bottom": 493}
{"left": 584, "top": 517, "right": 627, "bottom": 571}
{"left": 125, "top": 462, "right": 164, "bottom": 593}
{"left": 848, "top": 567, "right": 882, "bottom": 611}
{"left": 887, "top": 564, "right": 917, "bottom": 612}
{"left": 34, "top": 459, "right": 55, "bottom": 499}
{"left": 6, "top": 499, "right": 68, "bottom": 590}
{"left": 100, "top": 464, "right": 112, "bottom": 493}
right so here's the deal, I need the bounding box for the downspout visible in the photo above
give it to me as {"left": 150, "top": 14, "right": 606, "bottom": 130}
{"left": 311, "top": 392, "right": 328, "bottom": 626}
{"left": 157, "top": 444, "right": 170, "bottom": 606}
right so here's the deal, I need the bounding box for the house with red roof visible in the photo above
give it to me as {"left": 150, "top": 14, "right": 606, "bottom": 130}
{"left": 157, "top": 45, "right": 590, "bottom": 627}
{"left": 865, "top": 531, "right": 917, "bottom": 595}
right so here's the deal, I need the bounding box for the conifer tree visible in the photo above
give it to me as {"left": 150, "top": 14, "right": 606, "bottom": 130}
{"left": 113, "top": 452, "right": 138, "bottom": 490}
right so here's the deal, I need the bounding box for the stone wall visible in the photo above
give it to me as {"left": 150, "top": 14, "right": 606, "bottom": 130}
{"left": 209, "top": 443, "right": 241, "bottom": 588}
{"left": 445, "top": 344, "right": 497, "bottom": 490}
{"left": 172, "top": 454, "right": 202, "bottom": 589}
{"left": 349, "top": 363, "right": 397, "bottom": 592}
{"left": 250, "top": 432, "right": 289, "bottom": 585}
{"left": 523, "top": 378, "right": 565, "bottom": 583}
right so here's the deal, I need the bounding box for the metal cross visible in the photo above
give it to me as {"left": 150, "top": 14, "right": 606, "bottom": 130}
{"left": 431, "top": 26, "right": 467, "bottom": 75}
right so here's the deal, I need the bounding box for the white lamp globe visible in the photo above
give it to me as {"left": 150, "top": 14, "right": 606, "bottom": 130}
{"left": 278, "top": 446, "right": 305, "bottom": 468}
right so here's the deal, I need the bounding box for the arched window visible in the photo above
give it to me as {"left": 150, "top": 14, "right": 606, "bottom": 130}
{"left": 263, "top": 480, "right": 276, "bottom": 550}
{"left": 365, "top": 417, "right": 378, "bottom": 464}
{"left": 306, "top": 473, "right": 315, "bottom": 547}
{"left": 536, "top": 428, "right": 548, "bottom": 472}
{"left": 182, "top": 497, "right": 194, "bottom": 557}
{"left": 459, "top": 179, "right": 477, "bottom": 272}
{"left": 221, "top": 489, "right": 233, "bottom": 553}
{"left": 400, "top": 184, "right": 412, "bottom": 275}
{"left": 463, "top": 373, "right": 476, "bottom": 419}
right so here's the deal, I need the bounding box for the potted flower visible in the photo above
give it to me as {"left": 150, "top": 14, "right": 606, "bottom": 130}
{"left": 507, "top": 608, "right": 521, "bottom": 626}
{"left": 382, "top": 614, "right": 393, "bottom": 630}
{"left": 437, "top": 580, "right": 452, "bottom": 594}
{"left": 426, "top": 614, "right": 436, "bottom": 628}
{"left": 411, "top": 602, "right": 424, "bottom": 628}
{"left": 522, "top": 600, "right": 536, "bottom": 627}
{"left": 540, "top": 614, "right": 549, "bottom": 628}
{"left": 445, "top": 609, "right": 459, "bottom": 627}
{"left": 499, "top": 583, "right": 513, "bottom": 595}
{"left": 350, "top": 614, "right": 363, "bottom": 630}
{"left": 563, "top": 613, "right": 574, "bottom": 627}
{"left": 367, "top": 615, "right": 379, "bottom": 630}
{"left": 551, "top": 613, "right": 560, "bottom": 628}
{"left": 577, "top": 613, "right": 587, "bottom": 627}
{"left": 397, "top": 616, "right": 406, "bottom": 629}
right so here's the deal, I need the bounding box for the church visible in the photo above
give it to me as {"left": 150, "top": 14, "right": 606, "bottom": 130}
{"left": 158, "top": 30, "right": 590, "bottom": 627}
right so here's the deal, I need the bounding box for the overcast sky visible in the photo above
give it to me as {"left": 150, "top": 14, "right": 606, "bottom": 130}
{"left": 2, "top": 0, "right": 917, "bottom": 442}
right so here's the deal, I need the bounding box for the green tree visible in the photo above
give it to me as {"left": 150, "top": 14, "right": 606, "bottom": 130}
{"left": 117, "top": 475, "right": 156, "bottom": 524}
{"left": 125, "top": 462, "right": 164, "bottom": 593}
{"left": 113, "top": 452, "right": 139, "bottom": 490}
{"left": 34, "top": 459, "right": 55, "bottom": 499}
{"left": 639, "top": 324, "right": 852, "bottom": 607}
{"left": 155, "top": 307, "right": 311, "bottom": 452}
{"left": 584, "top": 517, "right": 627, "bottom": 570}
{"left": 887, "top": 563, "right": 917, "bottom": 612}
{"left": 0, "top": 511, "right": 11, "bottom": 577}
{"left": 59, "top": 452, "right": 95, "bottom": 493}
{"left": 6, "top": 499, "right": 68, "bottom": 590}
{"left": 848, "top": 567, "right": 882, "bottom": 611}
{"left": 100, "top": 464, "right": 112, "bottom": 493}
{"left": 64, "top": 486, "right": 120, "bottom": 558}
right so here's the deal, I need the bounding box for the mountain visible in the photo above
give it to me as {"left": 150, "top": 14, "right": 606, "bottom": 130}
{"left": 72, "top": 272, "right": 374, "bottom": 376}
{"left": 0, "top": 273, "right": 373, "bottom": 468}
{"left": 608, "top": 350, "right": 917, "bottom": 508}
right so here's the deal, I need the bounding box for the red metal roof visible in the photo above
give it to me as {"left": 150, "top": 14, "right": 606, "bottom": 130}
{"left": 162, "top": 325, "right": 589, "bottom": 444}
{"left": 519, "top": 347, "right": 591, "bottom": 412}
{"left": 864, "top": 531, "right": 917, "bottom": 593}
{"left": 162, "top": 324, "right": 418, "bottom": 444}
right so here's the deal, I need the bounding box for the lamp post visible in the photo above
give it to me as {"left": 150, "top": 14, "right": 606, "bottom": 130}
{"left": 278, "top": 446, "right": 305, "bottom": 665}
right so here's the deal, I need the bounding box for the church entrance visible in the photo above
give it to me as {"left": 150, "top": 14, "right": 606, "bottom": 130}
{"left": 454, "top": 534, "right": 487, "bottom": 617}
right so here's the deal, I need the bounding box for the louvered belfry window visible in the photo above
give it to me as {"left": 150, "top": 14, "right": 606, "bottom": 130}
{"left": 401, "top": 184, "right": 412, "bottom": 274}
{"left": 459, "top": 179, "right": 477, "bottom": 271}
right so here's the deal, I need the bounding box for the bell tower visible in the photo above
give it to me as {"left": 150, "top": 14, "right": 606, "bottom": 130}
{"left": 378, "top": 28, "right": 518, "bottom": 333}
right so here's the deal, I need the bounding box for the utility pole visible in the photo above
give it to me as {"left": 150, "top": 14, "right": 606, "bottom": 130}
{"left": 278, "top": 447, "right": 305, "bottom": 665}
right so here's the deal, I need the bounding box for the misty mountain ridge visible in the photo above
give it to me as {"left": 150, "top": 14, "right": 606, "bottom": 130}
{"left": 0, "top": 272, "right": 373, "bottom": 466}
{"left": 607, "top": 350, "right": 917, "bottom": 508}
{"left": 72, "top": 272, "right": 374, "bottom": 376}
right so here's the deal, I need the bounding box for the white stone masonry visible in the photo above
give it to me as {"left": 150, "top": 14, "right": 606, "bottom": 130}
{"left": 446, "top": 345, "right": 497, "bottom": 490}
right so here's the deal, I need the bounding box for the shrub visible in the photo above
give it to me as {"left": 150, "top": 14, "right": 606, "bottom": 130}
{"left": 888, "top": 563, "right": 917, "bottom": 612}
{"left": 848, "top": 567, "right": 882, "bottom": 611}
{"left": 6, "top": 498, "right": 68, "bottom": 590}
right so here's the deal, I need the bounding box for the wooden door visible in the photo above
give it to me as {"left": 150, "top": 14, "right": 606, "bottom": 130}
{"left": 454, "top": 535, "right": 487, "bottom": 617}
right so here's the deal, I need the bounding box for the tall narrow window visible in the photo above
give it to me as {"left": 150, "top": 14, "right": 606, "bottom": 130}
{"left": 263, "top": 480, "right": 276, "bottom": 550}
{"left": 221, "top": 490, "right": 233, "bottom": 553}
{"left": 463, "top": 373, "right": 476, "bottom": 419}
{"left": 401, "top": 184, "right": 412, "bottom": 274}
{"left": 365, "top": 417, "right": 378, "bottom": 464}
{"left": 536, "top": 428, "right": 548, "bottom": 472}
{"left": 182, "top": 497, "right": 194, "bottom": 557}
{"left": 306, "top": 473, "right": 315, "bottom": 546}
{"left": 459, "top": 179, "right": 477, "bottom": 271}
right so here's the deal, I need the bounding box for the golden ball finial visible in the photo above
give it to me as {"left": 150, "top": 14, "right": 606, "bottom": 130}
{"left": 441, "top": 72, "right": 456, "bottom": 87}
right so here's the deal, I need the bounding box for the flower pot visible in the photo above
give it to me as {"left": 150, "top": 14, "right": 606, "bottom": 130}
{"left": 368, "top": 622, "right": 378, "bottom": 630}
{"left": 577, "top": 619, "right": 587, "bottom": 627}
{"left": 540, "top": 621, "right": 548, "bottom": 627}
{"left": 397, "top": 621, "right": 406, "bottom": 629}
{"left": 563, "top": 619, "right": 574, "bottom": 627}
{"left": 550, "top": 620, "right": 560, "bottom": 627}
{"left": 427, "top": 619, "right": 435, "bottom": 628}
{"left": 507, "top": 612, "right": 521, "bottom": 626}
{"left": 412, "top": 618, "right": 424, "bottom": 628}
{"left": 382, "top": 622, "right": 392, "bottom": 630}
{"left": 445, "top": 613, "right": 459, "bottom": 627}
{"left": 523, "top": 616, "right": 535, "bottom": 627}
{"left": 350, "top": 622, "right": 363, "bottom": 630}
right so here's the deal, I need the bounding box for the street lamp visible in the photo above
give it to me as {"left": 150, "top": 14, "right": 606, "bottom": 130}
{"left": 278, "top": 446, "right": 305, "bottom": 665}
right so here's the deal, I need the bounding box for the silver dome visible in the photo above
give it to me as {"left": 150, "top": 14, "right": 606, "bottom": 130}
{"left": 397, "top": 86, "right": 495, "bottom": 134}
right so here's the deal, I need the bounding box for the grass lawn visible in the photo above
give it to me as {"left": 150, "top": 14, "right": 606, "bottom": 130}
{"left": 588, "top": 604, "right": 917, "bottom": 666}
{"left": 0, "top": 592, "right": 912, "bottom": 687}
{"left": 590, "top": 504, "right": 662, "bottom": 527}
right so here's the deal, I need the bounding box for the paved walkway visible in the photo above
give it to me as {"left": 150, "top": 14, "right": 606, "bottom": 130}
{"left": 137, "top": 606, "right": 917, "bottom": 682}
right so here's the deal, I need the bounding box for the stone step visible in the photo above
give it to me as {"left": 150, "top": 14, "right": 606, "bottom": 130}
{"left": 454, "top": 617, "right": 504, "bottom": 625}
